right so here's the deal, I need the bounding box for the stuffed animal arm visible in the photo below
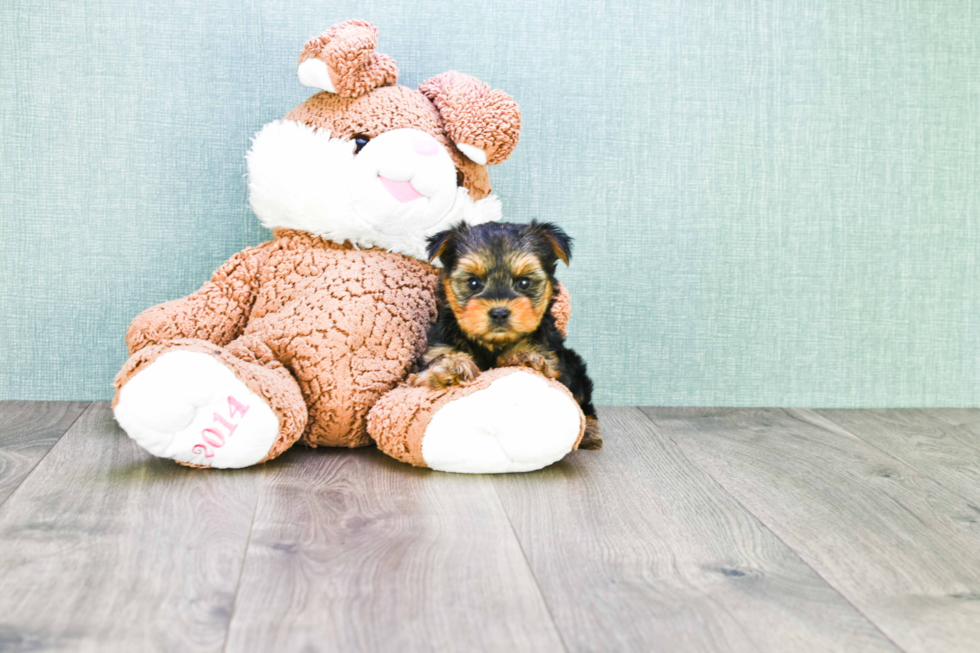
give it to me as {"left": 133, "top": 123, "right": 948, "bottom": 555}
{"left": 124, "top": 246, "right": 267, "bottom": 353}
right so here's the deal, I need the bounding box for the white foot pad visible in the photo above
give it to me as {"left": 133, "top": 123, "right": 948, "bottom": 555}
{"left": 114, "top": 351, "right": 280, "bottom": 468}
{"left": 421, "top": 371, "right": 582, "bottom": 474}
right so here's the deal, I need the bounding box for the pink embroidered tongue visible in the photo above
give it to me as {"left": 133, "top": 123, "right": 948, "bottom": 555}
{"left": 378, "top": 175, "right": 425, "bottom": 203}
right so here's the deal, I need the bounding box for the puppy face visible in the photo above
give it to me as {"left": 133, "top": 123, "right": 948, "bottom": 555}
{"left": 429, "top": 222, "right": 572, "bottom": 347}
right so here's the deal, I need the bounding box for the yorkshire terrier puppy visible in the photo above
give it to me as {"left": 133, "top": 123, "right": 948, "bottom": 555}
{"left": 413, "top": 221, "right": 601, "bottom": 449}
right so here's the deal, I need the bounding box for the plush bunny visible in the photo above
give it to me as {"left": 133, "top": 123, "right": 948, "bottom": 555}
{"left": 112, "top": 20, "right": 584, "bottom": 472}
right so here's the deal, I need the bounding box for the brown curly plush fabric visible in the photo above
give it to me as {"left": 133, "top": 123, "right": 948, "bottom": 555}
{"left": 551, "top": 282, "right": 571, "bottom": 336}
{"left": 116, "top": 232, "right": 574, "bottom": 456}
{"left": 368, "top": 366, "right": 584, "bottom": 469}
{"left": 118, "top": 229, "right": 439, "bottom": 448}
{"left": 113, "top": 21, "right": 578, "bottom": 468}
{"left": 285, "top": 86, "right": 493, "bottom": 200}
{"left": 299, "top": 20, "right": 398, "bottom": 98}
{"left": 289, "top": 23, "right": 522, "bottom": 200}
{"left": 113, "top": 338, "right": 308, "bottom": 465}
{"left": 419, "top": 72, "right": 521, "bottom": 165}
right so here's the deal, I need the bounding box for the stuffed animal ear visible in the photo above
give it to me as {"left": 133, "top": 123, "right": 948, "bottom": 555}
{"left": 529, "top": 221, "right": 572, "bottom": 266}
{"left": 297, "top": 20, "right": 398, "bottom": 97}
{"left": 419, "top": 72, "right": 521, "bottom": 166}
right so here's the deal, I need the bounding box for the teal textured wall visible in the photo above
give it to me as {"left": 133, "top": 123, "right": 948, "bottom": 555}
{"left": 1, "top": 1, "right": 978, "bottom": 406}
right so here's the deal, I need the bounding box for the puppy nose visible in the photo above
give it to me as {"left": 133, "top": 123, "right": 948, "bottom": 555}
{"left": 413, "top": 132, "right": 440, "bottom": 156}
{"left": 489, "top": 307, "right": 511, "bottom": 321}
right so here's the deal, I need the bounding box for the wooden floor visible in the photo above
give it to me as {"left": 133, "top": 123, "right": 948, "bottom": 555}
{"left": 1, "top": 404, "right": 979, "bottom": 652}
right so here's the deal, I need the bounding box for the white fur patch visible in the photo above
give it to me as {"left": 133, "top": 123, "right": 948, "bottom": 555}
{"left": 456, "top": 143, "right": 487, "bottom": 165}
{"left": 246, "top": 120, "right": 502, "bottom": 261}
{"left": 421, "top": 372, "right": 583, "bottom": 473}
{"left": 114, "top": 351, "right": 280, "bottom": 469}
{"left": 297, "top": 58, "right": 336, "bottom": 93}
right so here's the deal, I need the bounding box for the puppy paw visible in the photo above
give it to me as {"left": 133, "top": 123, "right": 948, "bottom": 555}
{"left": 497, "top": 350, "right": 560, "bottom": 379}
{"left": 578, "top": 416, "right": 603, "bottom": 450}
{"left": 413, "top": 352, "right": 480, "bottom": 389}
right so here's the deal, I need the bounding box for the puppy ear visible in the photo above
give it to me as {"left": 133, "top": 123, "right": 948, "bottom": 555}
{"left": 530, "top": 221, "right": 573, "bottom": 266}
{"left": 298, "top": 20, "right": 398, "bottom": 97}
{"left": 419, "top": 72, "right": 521, "bottom": 166}
{"left": 426, "top": 229, "right": 456, "bottom": 265}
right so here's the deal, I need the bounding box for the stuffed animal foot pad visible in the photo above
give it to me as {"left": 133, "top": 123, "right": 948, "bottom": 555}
{"left": 114, "top": 351, "right": 280, "bottom": 468}
{"left": 423, "top": 372, "right": 583, "bottom": 473}
{"left": 369, "top": 368, "right": 584, "bottom": 474}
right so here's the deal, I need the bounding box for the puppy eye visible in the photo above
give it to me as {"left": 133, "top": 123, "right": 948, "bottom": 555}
{"left": 353, "top": 134, "right": 371, "bottom": 154}
{"left": 466, "top": 277, "right": 483, "bottom": 292}
{"left": 516, "top": 277, "right": 531, "bottom": 291}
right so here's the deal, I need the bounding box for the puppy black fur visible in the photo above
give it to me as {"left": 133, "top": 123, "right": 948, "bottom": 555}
{"left": 414, "top": 221, "right": 601, "bottom": 449}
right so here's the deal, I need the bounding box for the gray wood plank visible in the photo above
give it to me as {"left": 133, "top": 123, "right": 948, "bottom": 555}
{"left": 0, "top": 403, "right": 263, "bottom": 653}
{"left": 642, "top": 407, "right": 980, "bottom": 653}
{"left": 814, "top": 409, "right": 980, "bottom": 506}
{"left": 491, "top": 407, "right": 899, "bottom": 653}
{"left": 0, "top": 401, "right": 88, "bottom": 506}
{"left": 224, "top": 445, "right": 566, "bottom": 653}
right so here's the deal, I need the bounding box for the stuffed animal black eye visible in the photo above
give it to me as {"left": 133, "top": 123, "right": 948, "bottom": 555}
{"left": 466, "top": 278, "right": 483, "bottom": 292}
{"left": 353, "top": 135, "right": 371, "bottom": 154}
{"left": 516, "top": 277, "right": 531, "bottom": 291}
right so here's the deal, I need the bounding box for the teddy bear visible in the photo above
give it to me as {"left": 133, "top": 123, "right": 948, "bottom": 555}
{"left": 112, "top": 20, "right": 585, "bottom": 473}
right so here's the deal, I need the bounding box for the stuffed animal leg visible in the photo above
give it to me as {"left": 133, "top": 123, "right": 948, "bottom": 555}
{"left": 367, "top": 287, "right": 583, "bottom": 474}
{"left": 114, "top": 339, "right": 307, "bottom": 468}
{"left": 112, "top": 233, "right": 442, "bottom": 469}
{"left": 368, "top": 367, "right": 584, "bottom": 474}
{"left": 112, "top": 246, "right": 308, "bottom": 468}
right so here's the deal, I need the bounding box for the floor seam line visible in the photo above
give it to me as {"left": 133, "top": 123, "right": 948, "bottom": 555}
{"left": 489, "top": 480, "right": 572, "bottom": 653}
{"left": 634, "top": 407, "right": 911, "bottom": 653}
{"left": 219, "top": 469, "right": 265, "bottom": 653}
{"left": 0, "top": 401, "right": 91, "bottom": 513}
{"left": 802, "top": 408, "right": 980, "bottom": 508}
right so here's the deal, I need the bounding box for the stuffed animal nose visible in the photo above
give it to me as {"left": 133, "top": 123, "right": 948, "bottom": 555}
{"left": 489, "top": 307, "right": 511, "bottom": 322}
{"left": 413, "top": 132, "right": 440, "bottom": 156}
